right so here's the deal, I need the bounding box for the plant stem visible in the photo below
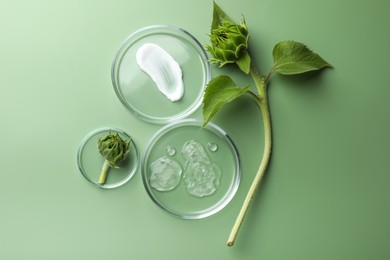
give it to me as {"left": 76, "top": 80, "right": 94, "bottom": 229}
{"left": 98, "top": 160, "right": 110, "bottom": 185}
{"left": 227, "top": 65, "right": 272, "bottom": 247}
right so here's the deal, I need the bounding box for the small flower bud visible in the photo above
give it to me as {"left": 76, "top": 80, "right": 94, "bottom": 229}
{"left": 98, "top": 132, "right": 130, "bottom": 167}
{"left": 206, "top": 18, "right": 250, "bottom": 67}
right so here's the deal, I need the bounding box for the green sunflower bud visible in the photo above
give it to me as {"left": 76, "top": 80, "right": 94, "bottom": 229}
{"left": 98, "top": 132, "right": 130, "bottom": 167}
{"left": 97, "top": 132, "right": 130, "bottom": 184}
{"left": 206, "top": 2, "right": 251, "bottom": 74}
{"left": 207, "top": 19, "right": 249, "bottom": 67}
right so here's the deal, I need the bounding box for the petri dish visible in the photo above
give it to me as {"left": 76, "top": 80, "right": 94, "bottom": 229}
{"left": 77, "top": 127, "right": 139, "bottom": 189}
{"left": 142, "top": 119, "right": 240, "bottom": 219}
{"left": 111, "top": 25, "right": 210, "bottom": 124}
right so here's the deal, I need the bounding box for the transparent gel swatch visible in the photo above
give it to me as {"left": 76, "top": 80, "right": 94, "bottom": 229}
{"left": 149, "top": 140, "right": 221, "bottom": 197}
{"left": 182, "top": 140, "right": 221, "bottom": 197}
{"left": 149, "top": 156, "right": 182, "bottom": 191}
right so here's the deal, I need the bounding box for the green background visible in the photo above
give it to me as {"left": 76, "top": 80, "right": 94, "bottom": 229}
{"left": 1, "top": 0, "right": 389, "bottom": 259}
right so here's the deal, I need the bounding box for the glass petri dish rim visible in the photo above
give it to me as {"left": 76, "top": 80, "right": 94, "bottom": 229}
{"left": 77, "top": 127, "right": 139, "bottom": 189}
{"left": 111, "top": 24, "right": 211, "bottom": 124}
{"left": 141, "top": 118, "right": 241, "bottom": 219}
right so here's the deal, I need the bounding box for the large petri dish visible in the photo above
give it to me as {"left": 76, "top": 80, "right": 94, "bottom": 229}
{"left": 142, "top": 119, "right": 240, "bottom": 219}
{"left": 111, "top": 25, "right": 210, "bottom": 124}
{"left": 77, "top": 127, "right": 139, "bottom": 189}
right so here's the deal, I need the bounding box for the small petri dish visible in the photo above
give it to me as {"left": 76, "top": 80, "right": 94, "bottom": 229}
{"left": 77, "top": 127, "right": 139, "bottom": 189}
{"left": 142, "top": 119, "right": 240, "bottom": 219}
{"left": 111, "top": 25, "right": 210, "bottom": 124}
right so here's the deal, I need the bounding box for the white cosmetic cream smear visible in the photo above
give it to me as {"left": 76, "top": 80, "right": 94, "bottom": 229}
{"left": 136, "top": 43, "right": 184, "bottom": 102}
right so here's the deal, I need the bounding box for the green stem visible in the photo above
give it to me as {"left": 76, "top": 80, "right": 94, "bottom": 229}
{"left": 227, "top": 65, "right": 272, "bottom": 247}
{"left": 98, "top": 160, "right": 110, "bottom": 185}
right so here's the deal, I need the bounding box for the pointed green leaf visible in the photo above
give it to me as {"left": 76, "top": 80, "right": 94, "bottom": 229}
{"left": 236, "top": 51, "right": 251, "bottom": 74}
{"left": 202, "top": 75, "right": 249, "bottom": 126}
{"left": 271, "top": 40, "right": 332, "bottom": 75}
{"left": 211, "top": 1, "right": 232, "bottom": 30}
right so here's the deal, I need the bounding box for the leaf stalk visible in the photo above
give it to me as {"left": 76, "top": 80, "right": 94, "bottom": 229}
{"left": 98, "top": 160, "right": 110, "bottom": 185}
{"left": 227, "top": 64, "right": 272, "bottom": 247}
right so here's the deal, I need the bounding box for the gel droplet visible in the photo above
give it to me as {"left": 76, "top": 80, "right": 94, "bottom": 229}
{"left": 207, "top": 142, "right": 218, "bottom": 152}
{"left": 166, "top": 146, "right": 176, "bottom": 156}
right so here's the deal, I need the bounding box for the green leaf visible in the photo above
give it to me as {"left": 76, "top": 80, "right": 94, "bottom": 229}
{"left": 211, "top": 1, "right": 232, "bottom": 30}
{"left": 271, "top": 40, "right": 332, "bottom": 75}
{"left": 202, "top": 75, "right": 250, "bottom": 126}
{"left": 236, "top": 51, "right": 251, "bottom": 74}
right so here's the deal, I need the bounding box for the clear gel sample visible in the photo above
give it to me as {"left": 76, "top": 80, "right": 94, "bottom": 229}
{"left": 149, "top": 156, "right": 182, "bottom": 191}
{"left": 182, "top": 140, "right": 221, "bottom": 197}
